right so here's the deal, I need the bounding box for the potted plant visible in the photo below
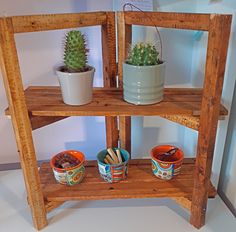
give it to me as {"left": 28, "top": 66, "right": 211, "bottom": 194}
{"left": 56, "top": 30, "right": 95, "bottom": 105}
{"left": 123, "top": 42, "right": 165, "bottom": 105}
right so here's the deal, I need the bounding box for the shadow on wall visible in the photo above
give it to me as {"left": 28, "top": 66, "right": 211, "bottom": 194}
{"left": 64, "top": 116, "right": 106, "bottom": 160}
{"left": 132, "top": 116, "right": 186, "bottom": 158}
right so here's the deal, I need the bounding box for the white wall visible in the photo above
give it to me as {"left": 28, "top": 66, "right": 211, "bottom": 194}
{"left": 0, "top": 0, "right": 113, "bottom": 163}
{"left": 189, "top": 0, "right": 236, "bottom": 190}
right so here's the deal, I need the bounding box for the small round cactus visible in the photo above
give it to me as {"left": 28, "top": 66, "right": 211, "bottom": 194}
{"left": 126, "top": 42, "right": 162, "bottom": 66}
{"left": 64, "top": 30, "right": 88, "bottom": 72}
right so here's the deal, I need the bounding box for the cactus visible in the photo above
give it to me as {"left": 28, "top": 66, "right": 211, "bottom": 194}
{"left": 63, "top": 30, "right": 88, "bottom": 72}
{"left": 126, "top": 42, "right": 162, "bottom": 66}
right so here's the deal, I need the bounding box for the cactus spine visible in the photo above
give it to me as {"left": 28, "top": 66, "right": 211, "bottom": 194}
{"left": 127, "top": 42, "right": 161, "bottom": 66}
{"left": 64, "top": 30, "right": 88, "bottom": 72}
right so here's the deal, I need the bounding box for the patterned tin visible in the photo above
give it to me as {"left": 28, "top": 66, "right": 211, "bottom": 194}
{"left": 50, "top": 150, "right": 85, "bottom": 186}
{"left": 97, "top": 148, "right": 130, "bottom": 183}
{"left": 151, "top": 145, "right": 184, "bottom": 180}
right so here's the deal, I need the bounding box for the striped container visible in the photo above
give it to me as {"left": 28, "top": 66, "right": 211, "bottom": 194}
{"left": 123, "top": 62, "right": 166, "bottom": 105}
{"left": 150, "top": 145, "right": 184, "bottom": 180}
{"left": 97, "top": 148, "right": 130, "bottom": 183}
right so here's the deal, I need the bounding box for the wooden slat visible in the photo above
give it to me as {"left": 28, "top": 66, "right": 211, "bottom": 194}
{"left": 18, "top": 87, "right": 228, "bottom": 119}
{"left": 160, "top": 114, "right": 226, "bottom": 131}
{"left": 0, "top": 18, "right": 48, "bottom": 230}
{"left": 191, "top": 14, "right": 232, "bottom": 229}
{"left": 171, "top": 197, "right": 192, "bottom": 210}
{"left": 117, "top": 12, "right": 132, "bottom": 154}
{"left": 124, "top": 11, "right": 211, "bottom": 31}
{"left": 10, "top": 12, "right": 107, "bottom": 33}
{"left": 102, "top": 12, "right": 117, "bottom": 88}
{"left": 119, "top": 116, "right": 131, "bottom": 153}
{"left": 117, "top": 12, "right": 132, "bottom": 87}
{"left": 39, "top": 158, "right": 216, "bottom": 202}
{"left": 5, "top": 108, "right": 67, "bottom": 130}
{"left": 29, "top": 115, "right": 68, "bottom": 130}
{"left": 160, "top": 115, "right": 200, "bottom": 131}
{"left": 45, "top": 201, "right": 64, "bottom": 213}
{"left": 101, "top": 12, "right": 119, "bottom": 148}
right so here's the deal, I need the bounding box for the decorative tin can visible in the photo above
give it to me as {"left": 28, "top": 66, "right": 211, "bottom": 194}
{"left": 50, "top": 150, "right": 85, "bottom": 186}
{"left": 97, "top": 148, "right": 130, "bottom": 183}
{"left": 150, "top": 145, "right": 184, "bottom": 180}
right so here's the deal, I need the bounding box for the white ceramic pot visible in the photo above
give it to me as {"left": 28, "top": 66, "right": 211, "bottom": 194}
{"left": 56, "top": 67, "right": 95, "bottom": 105}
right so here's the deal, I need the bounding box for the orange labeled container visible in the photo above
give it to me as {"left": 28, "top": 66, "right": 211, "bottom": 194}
{"left": 150, "top": 145, "right": 184, "bottom": 180}
{"left": 50, "top": 150, "right": 85, "bottom": 186}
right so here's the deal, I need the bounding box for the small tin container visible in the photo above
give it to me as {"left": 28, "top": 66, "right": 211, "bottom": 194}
{"left": 97, "top": 148, "right": 130, "bottom": 183}
{"left": 50, "top": 150, "right": 85, "bottom": 186}
{"left": 150, "top": 145, "right": 184, "bottom": 180}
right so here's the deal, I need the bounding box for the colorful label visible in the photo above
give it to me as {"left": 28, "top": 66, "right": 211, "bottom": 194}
{"left": 98, "top": 162, "right": 128, "bottom": 183}
{"left": 152, "top": 160, "right": 174, "bottom": 180}
{"left": 53, "top": 165, "right": 85, "bottom": 186}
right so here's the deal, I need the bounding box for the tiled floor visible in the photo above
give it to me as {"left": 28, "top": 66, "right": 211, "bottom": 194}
{"left": 0, "top": 169, "right": 235, "bottom": 232}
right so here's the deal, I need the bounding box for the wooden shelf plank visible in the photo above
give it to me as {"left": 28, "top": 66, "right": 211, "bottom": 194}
{"left": 124, "top": 11, "right": 211, "bottom": 31}
{"left": 11, "top": 12, "right": 107, "bottom": 33}
{"left": 17, "top": 86, "right": 228, "bottom": 118}
{"left": 39, "top": 158, "right": 216, "bottom": 202}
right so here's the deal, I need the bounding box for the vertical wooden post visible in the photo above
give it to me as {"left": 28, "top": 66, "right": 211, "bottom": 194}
{"left": 0, "top": 18, "right": 48, "bottom": 230}
{"left": 190, "top": 14, "right": 232, "bottom": 229}
{"left": 102, "top": 12, "right": 119, "bottom": 148}
{"left": 117, "top": 12, "right": 132, "bottom": 153}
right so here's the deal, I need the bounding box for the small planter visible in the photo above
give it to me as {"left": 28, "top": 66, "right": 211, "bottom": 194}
{"left": 150, "top": 145, "right": 184, "bottom": 180}
{"left": 50, "top": 150, "right": 85, "bottom": 186}
{"left": 56, "top": 66, "right": 95, "bottom": 106}
{"left": 123, "top": 62, "right": 165, "bottom": 105}
{"left": 97, "top": 148, "right": 130, "bottom": 183}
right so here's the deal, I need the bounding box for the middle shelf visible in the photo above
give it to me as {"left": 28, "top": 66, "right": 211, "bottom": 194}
{"left": 18, "top": 86, "right": 228, "bottom": 117}
{"left": 39, "top": 158, "right": 216, "bottom": 202}
{"left": 5, "top": 86, "right": 228, "bottom": 131}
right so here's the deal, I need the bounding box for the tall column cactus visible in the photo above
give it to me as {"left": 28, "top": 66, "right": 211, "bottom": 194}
{"left": 64, "top": 30, "right": 88, "bottom": 72}
{"left": 127, "top": 42, "right": 162, "bottom": 66}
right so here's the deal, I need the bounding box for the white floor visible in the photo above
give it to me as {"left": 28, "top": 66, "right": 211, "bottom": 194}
{"left": 0, "top": 169, "right": 235, "bottom": 232}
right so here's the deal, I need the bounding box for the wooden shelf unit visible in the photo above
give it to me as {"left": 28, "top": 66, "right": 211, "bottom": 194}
{"left": 0, "top": 11, "right": 232, "bottom": 230}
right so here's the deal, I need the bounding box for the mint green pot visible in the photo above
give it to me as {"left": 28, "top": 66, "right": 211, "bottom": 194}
{"left": 123, "top": 62, "right": 166, "bottom": 105}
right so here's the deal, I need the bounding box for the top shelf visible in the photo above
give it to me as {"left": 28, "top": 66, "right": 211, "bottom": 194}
{"left": 15, "top": 86, "right": 227, "bottom": 118}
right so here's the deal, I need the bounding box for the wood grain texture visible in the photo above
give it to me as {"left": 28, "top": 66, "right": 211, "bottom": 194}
{"left": 102, "top": 12, "right": 119, "bottom": 148}
{"left": 117, "top": 12, "right": 132, "bottom": 87}
{"left": 117, "top": 12, "right": 132, "bottom": 156}
{"left": 45, "top": 201, "right": 64, "bottom": 213}
{"left": 5, "top": 108, "right": 68, "bottom": 130}
{"left": 0, "top": 18, "right": 48, "bottom": 230}
{"left": 39, "top": 158, "right": 216, "bottom": 201}
{"left": 11, "top": 12, "right": 107, "bottom": 33}
{"left": 18, "top": 86, "right": 228, "bottom": 118}
{"left": 190, "top": 14, "right": 232, "bottom": 229}
{"left": 119, "top": 116, "right": 131, "bottom": 153}
{"left": 160, "top": 115, "right": 200, "bottom": 131}
{"left": 171, "top": 197, "right": 192, "bottom": 210}
{"left": 124, "top": 11, "right": 211, "bottom": 30}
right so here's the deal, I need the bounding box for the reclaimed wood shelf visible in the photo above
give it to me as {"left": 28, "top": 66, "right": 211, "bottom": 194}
{"left": 0, "top": 11, "right": 232, "bottom": 231}
{"left": 40, "top": 158, "right": 216, "bottom": 202}
{"left": 5, "top": 86, "right": 227, "bottom": 131}
{"left": 6, "top": 86, "right": 228, "bottom": 117}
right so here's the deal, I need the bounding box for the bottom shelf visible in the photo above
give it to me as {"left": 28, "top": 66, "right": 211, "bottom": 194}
{"left": 39, "top": 158, "right": 216, "bottom": 202}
